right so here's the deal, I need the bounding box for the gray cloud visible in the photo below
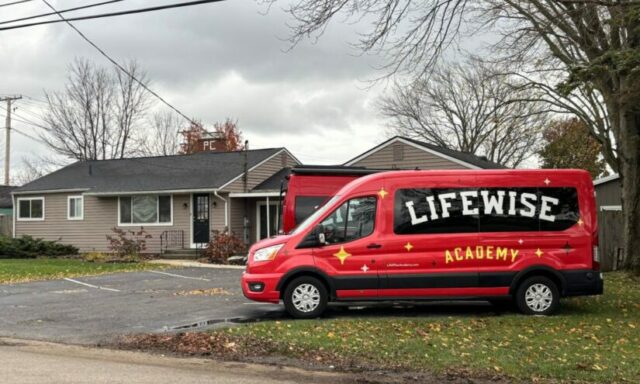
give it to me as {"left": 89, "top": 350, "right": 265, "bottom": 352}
{"left": 1, "top": 0, "right": 392, "bottom": 181}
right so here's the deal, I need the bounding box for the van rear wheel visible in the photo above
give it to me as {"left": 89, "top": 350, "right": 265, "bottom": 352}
{"left": 516, "top": 276, "right": 559, "bottom": 315}
{"left": 283, "top": 276, "right": 328, "bottom": 319}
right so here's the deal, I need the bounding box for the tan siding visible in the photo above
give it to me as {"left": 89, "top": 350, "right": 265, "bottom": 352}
{"left": 15, "top": 193, "right": 191, "bottom": 253}
{"left": 595, "top": 180, "right": 622, "bottom": 207}
{"left": 229, "top": 198, "right": 246, "bottom": 241}
{"left": 210, "top": 192, "right": 228, "bottom": 232}
{"left": 351, "top": 142, "right": 469, "bottom": 170}
{"left": 223, "top": 151, "right": 299, "bottom": 193}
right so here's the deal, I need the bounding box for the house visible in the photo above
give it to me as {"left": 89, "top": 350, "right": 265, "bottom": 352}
{"left": 344, "top": 136, "right": 507, "bottom": 169}
{"left": 13, "top": 148, "right": 300, "bottom": 253}
{"left": 593, "top": 174, "right": 623, "bottom": 270}
{"left": 594, "top": 173, "right": 621, "bottom": 212}
{"left": 0, "top": 185, "right": 16, "bottom": 216}
{"left": 12, "top": 136, "right": 504, "bottom": 254}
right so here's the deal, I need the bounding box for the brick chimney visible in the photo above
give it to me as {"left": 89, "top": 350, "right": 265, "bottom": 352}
{"left": 197, "top": 132, "right": 226, "bottom": 152}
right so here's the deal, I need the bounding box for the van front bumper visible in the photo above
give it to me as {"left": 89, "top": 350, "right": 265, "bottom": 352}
{"left": 241, "top": 272, "right": 282, "bottom": 303}
{"left": 561, "top": 270, "right": 604, "bottom": 297}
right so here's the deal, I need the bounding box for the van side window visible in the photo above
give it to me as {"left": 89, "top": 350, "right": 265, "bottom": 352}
{"left": 320, "top": 197, "right": 376, "bottom": 244}
{"left": 394, "top": 188, "right": 478, "bottom": 234}
{"left": 394, "top": 187, "right": 580, "bottom": 235}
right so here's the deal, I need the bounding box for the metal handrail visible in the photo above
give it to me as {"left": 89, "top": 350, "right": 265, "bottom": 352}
{"left": 160, "top": 230, "right": 184, "bottom": 254}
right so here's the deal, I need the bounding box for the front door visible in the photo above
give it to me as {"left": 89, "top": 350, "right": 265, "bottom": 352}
{"left": 193, "top": 194, "right": 210, "bottom": 244}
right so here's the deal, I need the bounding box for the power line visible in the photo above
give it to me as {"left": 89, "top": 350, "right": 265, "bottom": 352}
{"left": 0, "top": 0, "right": 125, "bottom": 26}
{"left": 0, "top": 111, "right": 50, "bottom": 131}
{"left": 0, "top": 0, "right": 34, "bottom": 8}
{"left": 0, "top": 0, "right": 225, "bottom": 31}
{"left": 13, "top": 107, "right": 46, "bottom": 122}
{"left": 12, "top": 113, "right": 49, "bottom": 130}
{"left": 13, "top": 128, "right": 47, "bottom": 145}
{"left": 39, "top": 0, "right": 197, "bottom": 124}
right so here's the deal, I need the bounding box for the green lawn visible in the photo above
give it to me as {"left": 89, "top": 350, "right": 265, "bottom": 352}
{"left": 218, "top": 272, "right": 639, "bottom": 383}
{"left": 0, "top": 258, "right": 157, "bottom": 284}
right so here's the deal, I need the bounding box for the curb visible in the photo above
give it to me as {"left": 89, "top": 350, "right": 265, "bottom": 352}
{"left": 146, "top": 260, "right": 245, "bottom": 270}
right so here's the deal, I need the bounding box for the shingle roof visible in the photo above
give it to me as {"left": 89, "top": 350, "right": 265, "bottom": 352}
{"left": 0, "top": 186, "right": 16, "bottom": 208}
{"left": 15, "top": 148, "right": 284, "bottom": 194}
{"left": 252, "top": 167, "right": 291, "bottom": 192}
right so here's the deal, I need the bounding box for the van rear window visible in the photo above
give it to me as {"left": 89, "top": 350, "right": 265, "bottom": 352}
{"left": 394, "top": 187, "right": 579, "bottom": 235}
{"left": 295, "top": 196, "right": 330, "bottom": 225}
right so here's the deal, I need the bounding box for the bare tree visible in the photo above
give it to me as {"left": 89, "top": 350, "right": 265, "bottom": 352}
{"left": 274, "top": 0, "right": 640, "bottom": 272}
{"left": 139, "top": 111, "right": 183, "bottom": 156}
{"left": 13, "top": 155, "right": 65, "bottom": 186}
{"left": 42, "top": 58, "right": 150, "bottom": 160}
{"left": 380, "top": 61, "right": 547, "bottom": 167}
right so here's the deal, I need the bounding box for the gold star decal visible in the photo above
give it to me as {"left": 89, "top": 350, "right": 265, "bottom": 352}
{"left": 404, "top": 242, "right": 414, "bottom": 252}
{"left": 535, "top": 248, "right": 544, "bottom": 258}
{"left": 378, "top": 188, "right": 388, "bottom": 199}
{"left": 333, "top": 246, "right": 351, "bottom": 265}
{"left": 577, "top": 218, "right": 584, "bottom": 226}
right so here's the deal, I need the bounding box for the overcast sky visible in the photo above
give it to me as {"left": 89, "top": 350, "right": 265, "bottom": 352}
{"left": 0, "top": 0, "right": 400, "bottom": 181}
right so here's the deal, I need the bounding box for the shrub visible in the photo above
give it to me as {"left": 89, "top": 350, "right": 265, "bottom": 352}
{"left": 106, "top": 227, "right": 151, "bottom": 261}
{"left": 0, "top": 236, "right": 79, "bottom": 259}
{"left": 202, "top": 230, "right": 245, "bottom": 264}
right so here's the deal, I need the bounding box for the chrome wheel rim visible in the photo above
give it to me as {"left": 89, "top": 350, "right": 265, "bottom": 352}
{"left": 525, "top": 283, "right": 553, "bottom": 312}
{"left": 292, "top": 283, "right": 321, "bottom": 313}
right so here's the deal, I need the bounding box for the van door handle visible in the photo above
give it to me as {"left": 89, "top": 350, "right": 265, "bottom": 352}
{"left": 367, "top": 243, "right": 382, "bottom": 249}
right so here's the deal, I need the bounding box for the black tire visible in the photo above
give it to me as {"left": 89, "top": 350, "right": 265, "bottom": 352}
{"left": 516, "top": 276, "right": 560, "bottom": 315}
{"left": 283, "top": 276, "right": 328, "bottom": 319}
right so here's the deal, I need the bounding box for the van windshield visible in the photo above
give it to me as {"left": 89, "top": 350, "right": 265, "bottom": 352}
{"left": 290, "top": 195, "right": 341, "bottom": 235}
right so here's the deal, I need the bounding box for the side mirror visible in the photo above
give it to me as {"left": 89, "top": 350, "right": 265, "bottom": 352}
{"left": 297, "top": 225, "right": 325, "bottom": 249}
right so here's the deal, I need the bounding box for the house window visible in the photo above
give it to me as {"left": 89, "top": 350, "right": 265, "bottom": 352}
{"left": 17, "top": 197, "right": 45, "bottom": 221}
{"left": 67, "top": 196, "right": 84, "bottom": 220}
{"left": 119, "top": 195, "right": 172, "bottom": 225}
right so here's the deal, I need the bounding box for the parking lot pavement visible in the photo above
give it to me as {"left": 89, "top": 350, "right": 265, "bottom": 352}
{"left": 0, "top": 267, "right": 284, "bottom": 345}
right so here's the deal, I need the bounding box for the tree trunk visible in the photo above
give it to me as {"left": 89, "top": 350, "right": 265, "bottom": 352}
{"left": 620, "top": 111, "right": 640, "bottom": 274}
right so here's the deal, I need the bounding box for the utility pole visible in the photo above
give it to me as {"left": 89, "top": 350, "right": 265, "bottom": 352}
{"left": 0, "top": 96, "right": 22, "bottom": 186}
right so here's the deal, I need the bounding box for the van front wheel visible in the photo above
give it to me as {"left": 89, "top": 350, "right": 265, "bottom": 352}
{"left": 516, "top": 276, "right": 560, "bottom": 315}
{"left": 283, "top": 276, "right": 328, "bottom": 319}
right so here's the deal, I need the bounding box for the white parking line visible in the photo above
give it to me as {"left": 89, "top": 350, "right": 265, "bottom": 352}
{"left": 63, "top": 278, "right": 121, "bottom": 292}
{"left": 148, "top": 270, "right": 211, "bottom": 282}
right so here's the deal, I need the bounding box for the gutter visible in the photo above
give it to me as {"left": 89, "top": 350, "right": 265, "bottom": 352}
{"left": 12, "top": 188, "right": 90, "bottom": 195}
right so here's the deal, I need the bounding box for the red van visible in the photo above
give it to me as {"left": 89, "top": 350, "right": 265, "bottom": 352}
{"left": 242, "top": 170, "right": 603, "bottom": 318}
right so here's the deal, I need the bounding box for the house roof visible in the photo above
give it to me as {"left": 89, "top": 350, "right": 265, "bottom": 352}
{"left": 344, "top": 136, "right": 508, "bottom": 169}
{"left": 15, "top": 148, "right": 286, "bottom": 195}
{"left": 252, "top": 167, "right": 291, "bottom": 192}
{"left": 594, "top": 173, "right": 619, "bottom": 186}
{"left": 0, "top": 186, "right": 16, "bottom": 208}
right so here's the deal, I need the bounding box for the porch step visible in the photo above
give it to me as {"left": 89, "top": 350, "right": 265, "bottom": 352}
{"left": 160, "top": 249, "right": 202, "bottom": 260}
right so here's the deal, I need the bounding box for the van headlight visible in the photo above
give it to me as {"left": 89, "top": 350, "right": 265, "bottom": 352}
{"left": 253, "top": 244, "right": 284, "bottom": 262}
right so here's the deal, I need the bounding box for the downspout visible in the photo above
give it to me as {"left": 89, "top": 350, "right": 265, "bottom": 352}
{"left": 11, "top": 192, "right": 15, "bottom": 238}
{"left": 213, "top": 190, "right": 228, "bottom": 230}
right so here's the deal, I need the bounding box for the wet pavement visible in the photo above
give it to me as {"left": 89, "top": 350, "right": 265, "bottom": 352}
{"left": 0, "top": 267, "right": 282, "bottom": 344}
{"left": 0, "top": 266, "right": 503, "bottom": 345}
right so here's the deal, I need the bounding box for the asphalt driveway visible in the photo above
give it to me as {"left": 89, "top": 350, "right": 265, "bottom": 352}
{"left": 0, "top": 267, "right": 283, "bottom": 344}
{"left": 0, "top": 266, "right": 501, "bottom": 345}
